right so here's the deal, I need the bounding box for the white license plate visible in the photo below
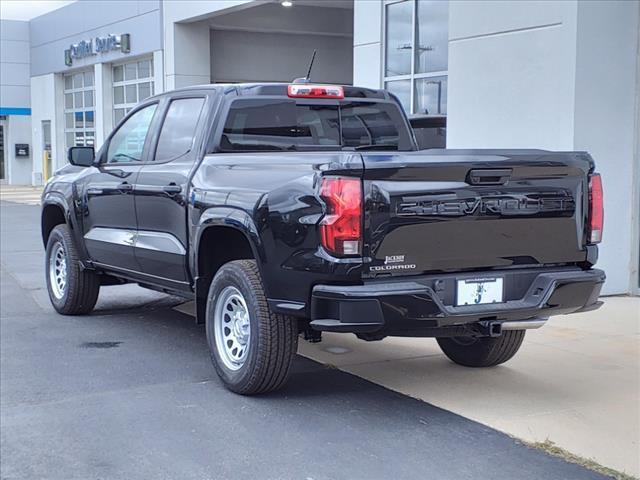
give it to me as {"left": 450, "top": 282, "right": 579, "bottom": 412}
{"left": 456, "top": 278, "right": 504, "bottom": 306}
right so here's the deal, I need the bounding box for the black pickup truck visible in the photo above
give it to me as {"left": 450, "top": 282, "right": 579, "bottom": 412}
{"left": 41, "top": 83, "right": 605, "bottom": 394}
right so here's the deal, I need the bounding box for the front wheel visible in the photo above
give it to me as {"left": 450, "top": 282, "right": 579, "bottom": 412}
{"left": 436, "top": 330, "right": 525, "bottom": 367}
{"left": 45, "top": 224, "right": 100, "bottom": 315}
{"left": 206, "top": 260, "right": 298, "bottom": 395}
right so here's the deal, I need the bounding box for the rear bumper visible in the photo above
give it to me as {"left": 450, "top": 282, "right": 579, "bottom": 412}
{"left": 310, "top": 268, "right": 605, "bottom": 335}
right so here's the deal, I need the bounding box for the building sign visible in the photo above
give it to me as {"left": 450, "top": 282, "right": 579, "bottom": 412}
{"left": 15, "top": 144, "right": 30, "bottom": 157}
{"left": 64, "top": 34, "right": 130, "bottom": 66}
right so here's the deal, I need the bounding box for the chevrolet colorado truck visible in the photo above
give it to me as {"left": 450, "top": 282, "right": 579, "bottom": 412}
{"left": 41, "top": 83, "right": 605, "bottom": 395}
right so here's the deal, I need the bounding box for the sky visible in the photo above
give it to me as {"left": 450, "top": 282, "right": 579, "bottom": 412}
{"left": 0, "top": 0, "right": 76, "bottom": 21}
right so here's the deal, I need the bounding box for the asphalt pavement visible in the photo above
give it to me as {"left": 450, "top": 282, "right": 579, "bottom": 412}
{"left": 0, "top": 200, "right": 608, "bottom": 480}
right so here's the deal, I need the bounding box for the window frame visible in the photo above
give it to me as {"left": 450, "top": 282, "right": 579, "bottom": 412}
{"left": 382, "top": 0, "right": 449, "bottom": 116}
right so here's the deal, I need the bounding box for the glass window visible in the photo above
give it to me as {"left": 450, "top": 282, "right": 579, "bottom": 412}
{"left": 85, "top": 111, "right": 95, "bottom": 128}
{"left": 125, "top": 84, "right": 137, "bottom": 104}
{"left": 155, "top": 98, "right": 205, "bottom": 161}
{"left": 385, "top": 79, "right": 411, "bottom": 113}
{"left": 415, "top": 0, "right": 449, "bottom": 74}
{"left": 341, "top": 102, "right": 402, "bottom": 147}
{"left": 138, "top": 82, "right": 151, "bottom": 101}
{"left": 113, "top": 65, "right": 124, "bottom": 82}
{"left": 114, "top": 86, "right": 124, "bottom": 104}
{"left": 64, "top": 70, "right": 95, "bottom": 152}
{"left": 107, "top": 104, "right": 157, "bottom": 163}
{"left": 221, "top": 99, "right": 412, "bottom": 152}
{"left": 112, "top": 58, "right": 155, "bottom": 126}
{"left": 73, "top": 73, "right": 83, "bottom": 89}
{"left": 414, "top": 76, "right": 447, "bottom": 115}
{"left": 84, "top": 71, "right": 94, "bottom": 87}
{"left": 84, "top": 90, "right": 94, "bottom": 108}
{"left": 383, "top": 0, "right": 449, "bottom": 117}
{"left": 385, "top": 1, "right": 413, "bottom": 77}
{"left": 138, "top": 60, "right": 152, "bottom": 79}
{"left": 114, "top": 108, "right": 126, "bottom": 124}
{"left": 124, "top": 63, "right": 137, "bottom": 81}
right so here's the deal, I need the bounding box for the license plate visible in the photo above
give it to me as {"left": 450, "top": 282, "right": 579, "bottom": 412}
{"left": 456, "top": 278, "right": 504, "bottom": 306}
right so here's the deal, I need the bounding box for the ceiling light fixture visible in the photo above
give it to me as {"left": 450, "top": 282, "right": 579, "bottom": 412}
{"left": 281, "top": 0, "right": 293, "bottom": 7}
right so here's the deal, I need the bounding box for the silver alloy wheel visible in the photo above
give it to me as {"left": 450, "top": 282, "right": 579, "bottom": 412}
{"left": 214, "top": 286, "right": 251, "bottom": 370}
{"left": 49, "top": 241, "right": 67, "bottom": 299}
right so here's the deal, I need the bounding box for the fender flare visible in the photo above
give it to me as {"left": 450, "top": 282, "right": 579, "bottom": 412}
{"left": 41, "top": 190, "right": 92, "bottom": 268}
{"left": 41, "top": 192, "right": 73, "bottom": 245}
{"left": 192, "top": 207, "right": 266, "bottom": 324}
{"left": 193, "top": 206, "right": 264, "bottom": 275}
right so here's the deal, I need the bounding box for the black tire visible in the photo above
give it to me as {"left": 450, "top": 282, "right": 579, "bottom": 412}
{"left": 436, "top": 330, "right": 525, "bottom": 367}
{"left": 45, "top": 224, "right": 100, "bottom": 315}
{"left": 205, "top": 259, "right": 298, "bottom": 395}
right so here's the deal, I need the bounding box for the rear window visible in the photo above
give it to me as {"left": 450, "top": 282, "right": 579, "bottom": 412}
{"left": 220, "top": 99, "right": 414, "bottom": 152}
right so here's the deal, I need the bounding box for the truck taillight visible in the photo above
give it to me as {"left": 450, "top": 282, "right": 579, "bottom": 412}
{"left": 287, "top": 84, "right": 344, "bottom": 99}
{"left": 588, "top": 173, "right": 604, "bottom": 244}
{"left": 319, "top": 177, "right": 362, "bottom": 256}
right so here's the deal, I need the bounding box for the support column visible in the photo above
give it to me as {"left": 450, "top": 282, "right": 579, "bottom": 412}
{"left": 164, "top": 22, "right": 210, "bottom": 90}
{"left": 353, "top": 0, "right": 382, "bottom": 89}
{"left": 94, "top": 63, "right": 113, "bottom": 150}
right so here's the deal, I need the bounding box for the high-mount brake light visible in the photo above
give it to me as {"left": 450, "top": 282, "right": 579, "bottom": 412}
{"left": 319, "top": 177, "right": 362, "bottom": 256}
{"left": 588, "top": 173, "right": 604, "bottom": 244}
{"left": 287, "top": 84, "right": 344, "bottom": 99}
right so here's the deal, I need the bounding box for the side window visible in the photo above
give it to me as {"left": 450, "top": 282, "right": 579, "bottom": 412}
{"left": 155, "top": 97, "right": 205, "bottom": 162}
{"left": 106, "top": 104, "right": 157, "bottom": 164}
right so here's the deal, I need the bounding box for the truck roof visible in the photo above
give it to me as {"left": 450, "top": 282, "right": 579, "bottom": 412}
{"left": 155, "top": 83, "right": 390, "bottom": 100}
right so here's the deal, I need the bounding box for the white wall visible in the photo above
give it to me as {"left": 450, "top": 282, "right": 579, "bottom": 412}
{"left": 30, "top": 74, "right": 59, "bottom": 185}
{"left": 573, "top": 0, "right": 640, "bottom": 294}
{"left": 446, "top": 0, "right": 640, "bottom": 294}
{"left": 447, "top": 1, "right": 579, "bottom": 149}
{"left": 4, "top": 116, "right": 33, "bottom": 185}
{"left": 1, "top": 19, "right": 32, "bottom": 184}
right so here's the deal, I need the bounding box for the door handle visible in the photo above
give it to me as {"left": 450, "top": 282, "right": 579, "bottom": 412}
{"left": 118, "top": 182, "right": 133, "bottom": 193}
{"left": 163, "top": 184, "right": 182, "bottom": 195}
{"left": 467, "top": 169, "right": 512, "bottom": 185}
{"left": 86, "top": 187, "right": 103, "bottom": 196}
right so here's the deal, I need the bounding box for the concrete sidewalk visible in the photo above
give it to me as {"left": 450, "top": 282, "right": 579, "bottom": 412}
{"left": 299, "top": 297, "right": 640, "bottom": 477}
{"left": 0, "top": 185, "right": 43, "bottom": 205}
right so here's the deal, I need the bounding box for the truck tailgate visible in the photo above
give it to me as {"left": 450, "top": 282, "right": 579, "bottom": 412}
{"left": 362, "top": 150, "right": 593, "bottom": 277}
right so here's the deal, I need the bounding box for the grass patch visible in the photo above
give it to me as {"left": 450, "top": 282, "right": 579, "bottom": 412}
{"left": 527, "top": 439, "right": 637, "bottom": 480}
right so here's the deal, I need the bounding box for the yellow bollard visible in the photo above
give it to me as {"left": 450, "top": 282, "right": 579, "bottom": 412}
{"left": 43, "top": 150, "right": 50, "bottom": 183}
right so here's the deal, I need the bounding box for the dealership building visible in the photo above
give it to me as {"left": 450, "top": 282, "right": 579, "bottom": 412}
{"left": 0, "top": 0, "right": 638, "bottom": 295}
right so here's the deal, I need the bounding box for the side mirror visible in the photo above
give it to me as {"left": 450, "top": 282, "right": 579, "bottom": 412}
{"left": 68, "top": 146, "right": 95, "bottom": 167}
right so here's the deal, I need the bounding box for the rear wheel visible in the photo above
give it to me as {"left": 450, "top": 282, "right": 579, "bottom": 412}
{"left": 206, "top": 260, "right": 298, "bottom": 395}
{"left": 45, "top": 224, "right": 100, "bottom": 315}
{"left": 436, "top": 330, "right": 525, "bottom": 367}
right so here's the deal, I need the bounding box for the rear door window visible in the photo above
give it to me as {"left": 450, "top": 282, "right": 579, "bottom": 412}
{"left": 155, "top": 97, "right": 205, "bottom": 161}
{"left": 220, "top": 98, "right": 412, "bottom": 151}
